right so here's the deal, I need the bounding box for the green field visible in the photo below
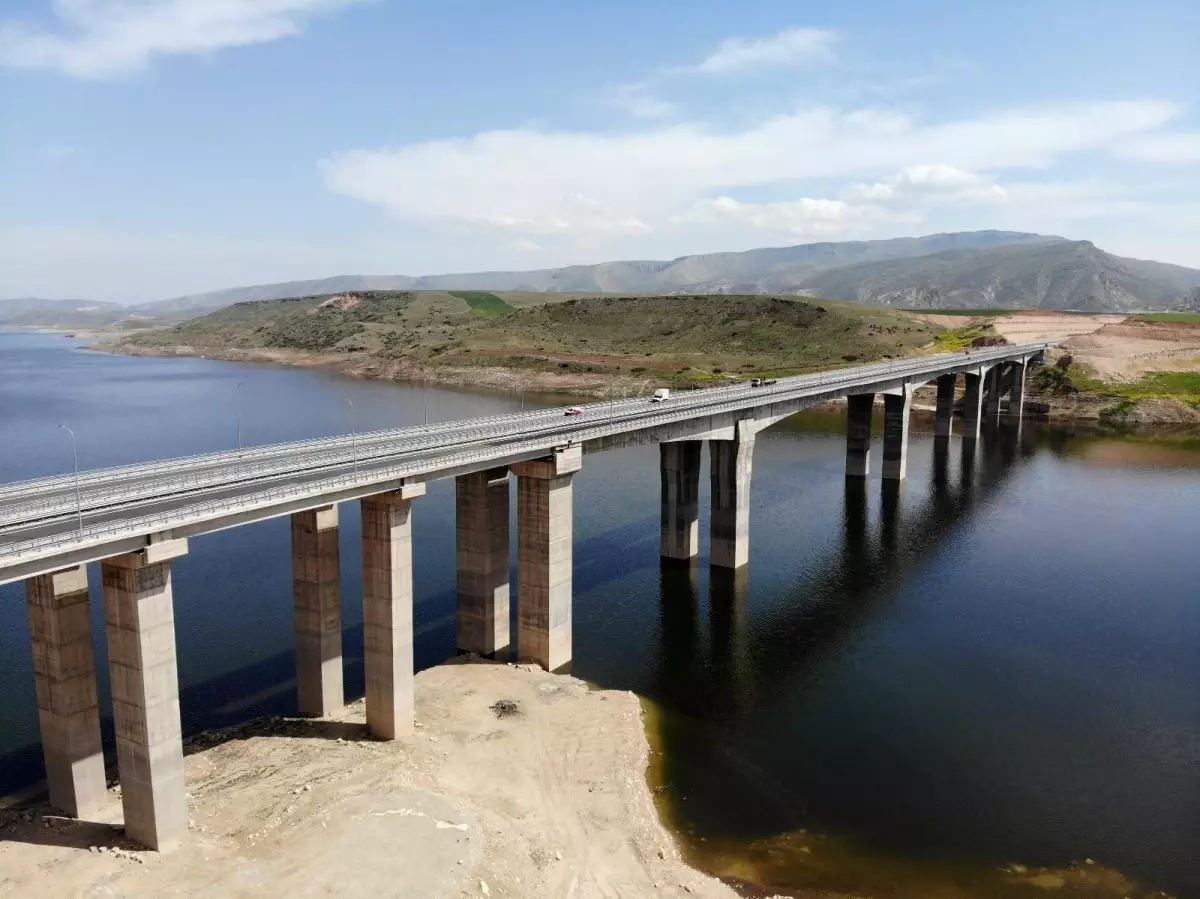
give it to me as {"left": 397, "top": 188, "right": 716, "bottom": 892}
{"left": 1133, "top": 312, "right": 1200, "bottom": 323}
{"left": 448, "top": 291, "right": 514, "bottom": 317}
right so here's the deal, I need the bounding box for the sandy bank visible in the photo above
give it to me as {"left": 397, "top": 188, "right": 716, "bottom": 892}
{"left": 0, "top": 663, "right": 740, "bottom": 899}
{"left": 101, "top": 342, "right": 652, "bottom": 399}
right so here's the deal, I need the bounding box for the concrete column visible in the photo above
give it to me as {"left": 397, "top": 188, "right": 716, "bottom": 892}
{"left": 984, "top": 367, "right": 1002, "bottom": 419}
{"left": 962, "top": 373, "right": 984, "bottom": 441}
{"left": 934, "top": 374, "right": 956, "bottom": 439}
{"left": 710, "top": 423, "right": 755, "bottom": 570}
{"left": 513, "top": 445, "right": 582, "bottom": 672}
{"left": 291, "top": 505, "right": 342, "bottom": 718}
{"left": 660, "top": 440, "right": 703, "bottom": 561}
{"left": 845, "top": 393, "right": 875, "bottom": 478}
{"left": 25, "top": 565, "right": 106, "bottom": 818}
{"left": 362, "top": 483, "right": 424, "bottom": 741}
{"left": 101, "top": 539, "right": 188, "bottom": 851}
{"left": 882, "top": 389, "right": 914, "bottom": 481}
{"left": 455, "top": 468, "right": 511, "bottom": 658}
{"left": 1008, "top": 361, "right": 1027, "bottom": 421}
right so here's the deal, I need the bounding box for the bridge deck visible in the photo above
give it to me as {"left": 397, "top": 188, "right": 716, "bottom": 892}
{"left": 0, "top": 343, "right": 1047, "bottom": 584}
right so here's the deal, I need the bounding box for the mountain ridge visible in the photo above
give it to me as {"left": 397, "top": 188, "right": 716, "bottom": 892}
{"left": 7, "top": 230, "right": 1200, "bottom": 324}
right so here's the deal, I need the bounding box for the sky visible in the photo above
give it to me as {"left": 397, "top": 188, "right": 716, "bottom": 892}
{"left": 1, "top": 0, "right": 1198, "bottom": 304}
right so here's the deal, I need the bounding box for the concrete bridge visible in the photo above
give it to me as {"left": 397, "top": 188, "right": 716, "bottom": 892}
{"left": 2, "top": 341, "right": 1047, "bottom": 850}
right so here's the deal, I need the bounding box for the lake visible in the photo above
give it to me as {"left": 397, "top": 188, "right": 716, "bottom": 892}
{"left": 1, "top": 330, "right": 1196, "bottom": 898}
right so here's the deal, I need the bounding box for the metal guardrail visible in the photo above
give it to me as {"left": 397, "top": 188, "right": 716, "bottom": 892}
{"left": 0, "top": 342, "right": 1049, "bottom": 568}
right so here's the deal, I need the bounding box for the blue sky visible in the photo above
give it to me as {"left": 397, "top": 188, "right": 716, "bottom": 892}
{"left": 1, "top": 0, "right": 1198, "bottom": 303}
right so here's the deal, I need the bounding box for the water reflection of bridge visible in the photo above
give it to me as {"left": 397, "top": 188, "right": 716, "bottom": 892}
{"left": 649, "top": 420, "right": 1033, "bottom": 840}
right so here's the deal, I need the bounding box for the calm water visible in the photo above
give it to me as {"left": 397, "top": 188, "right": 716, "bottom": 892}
{"left": 1, "top": 331, "right": 1197, "bottom": 898}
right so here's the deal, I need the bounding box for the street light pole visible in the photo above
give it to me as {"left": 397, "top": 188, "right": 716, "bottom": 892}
{"left": 59, "top": 424, "right": 83, "bottom": 536}
{"left": 344, "top": 398, "right": 357, "bottom": 474}
{"left": 423, "top": 380, "right": 429, "bottom": 427}
{"left": 235, "top": 381, "right": 245, "bottom": 453}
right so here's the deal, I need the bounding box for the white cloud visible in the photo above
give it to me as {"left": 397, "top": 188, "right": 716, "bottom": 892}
{"left": 846, "top": 164, "right": 1008, "bottom": 203}
{"left": 678, "top": 195, "right": 898, "bottom": 237}
{"left": 677, "top": 27, "right": 838, "bottom": 75}
{"left": 320, "top": 100, "right": 1179, "bottom": 244}
{"left": 1118, "top": 132, "right": 1200, "bottom": 163}
{"left": 603, "top": 82, "right": 678, "bottom": 119}
{"left": 0, "top": 0, "right": 366, "bottom": 79}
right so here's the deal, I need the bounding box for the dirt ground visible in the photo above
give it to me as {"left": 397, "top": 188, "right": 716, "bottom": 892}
{"left": 989, "top": 311, "right": 1126, "bottom": 344}
{"left": 1061, "top": 320, "right": 1200, "bottom": 380}
{"left": 0, "top": 663, "right": 741, "bottom": 899}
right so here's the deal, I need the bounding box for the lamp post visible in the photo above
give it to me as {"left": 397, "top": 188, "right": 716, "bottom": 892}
{"left": 59, "top": 424, "right": 83, "bottom": 536}
{"left": 423, "top": 380, "right": 429, "bottom": 428}
{"left": 344, "top": 398, "right": 357, "bottom": 474}
{"left": 235, "top": 381, "right": 245, "bottom": 453}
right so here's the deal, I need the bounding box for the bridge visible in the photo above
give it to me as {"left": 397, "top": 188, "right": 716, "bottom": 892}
{"left": 4, "top": 341, "right": 1047, "bottom": 850}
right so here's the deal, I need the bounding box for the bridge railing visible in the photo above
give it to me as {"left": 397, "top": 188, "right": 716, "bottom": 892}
{"left": 0, "top": 342, "right": 1049, "bottom": 569}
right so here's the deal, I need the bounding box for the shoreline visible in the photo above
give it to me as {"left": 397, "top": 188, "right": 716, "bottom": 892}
{"left": 96, "top": 339, "right": 1200, "bottom": 427}
{"left": 0, "top": 662, "right": 746, "bottom": 899}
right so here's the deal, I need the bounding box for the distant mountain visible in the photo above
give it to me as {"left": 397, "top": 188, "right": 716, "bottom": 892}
{"left": 0, "top": 297, "right": 129, "bottom": 328}
{"left": 12, "top": 230, "right": 1200, "bottom": 323}
{"left": 794, "top": 241, "right": 1200, "bottom": 311}
{"left": 139, "top": 231, "right": 1062, "bottom": 313}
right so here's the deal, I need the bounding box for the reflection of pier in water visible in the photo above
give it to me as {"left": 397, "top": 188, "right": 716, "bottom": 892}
{"left": 649, "top": 421, "right": 1031, "bottom": 839}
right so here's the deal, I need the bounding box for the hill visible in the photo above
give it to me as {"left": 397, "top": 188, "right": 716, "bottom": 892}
{"left": 132, "top": 231, "right": 1062, "bottom": 316}
{"left": 0, "top": 297, "right": 127, "bottom": 328}
{"left": 129, "top": 230, "right": 1200, "bottom": 317}
{"left": 796, "top": 241, "right": 1200, "bottom": 311}
{"left": 16, "top": 231, "right": 1200, "bottom": 326}
{"left": 117, "top": 290, "right": 939, "bottom": 388}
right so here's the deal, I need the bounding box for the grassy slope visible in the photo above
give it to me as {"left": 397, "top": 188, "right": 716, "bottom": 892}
{"left": 124, "top": 290, "right": 940, "bottom": 383}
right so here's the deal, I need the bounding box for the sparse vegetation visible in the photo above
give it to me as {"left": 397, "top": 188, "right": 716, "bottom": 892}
{"left": 1031, "top": 355, "right": 1200, "bottom": 418}
{"left": 118, "top": 289, "right": 942, "bottom": 388}
{"left": 1133, "top": 312, "right": 1200, "bottom": 324}
{"left": 931, "top": 325, "right": 996, "bottom": 352}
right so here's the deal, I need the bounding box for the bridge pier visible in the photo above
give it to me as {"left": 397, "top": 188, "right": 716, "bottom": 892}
{"left": 934, "top": 374, "right": 956, "bottom": 439}
{"left": 1007, "top": 361, "right": 1026, "bottom": 421}
{"left": 882, "top": 389, "right": 913, "bottom": 481}
{"left": 513, "top": 446, "right": 582, "bottom": 672}
{"left": 102, "top": 539, "right": 189, "bottom": 851}
{"left": 711, "top": 425, "right": 755, "bottom": 569}
{"left": 291, "top": 505, "right": 343, "bottom": 718}
{"left": 455, "top": 468, "right": 511, "bottom": 658}
{"left": 962, "top": 373, "right": 984, "bottom": 441}
{"left": 660, "top": 441, "right": 703, "bottom": 561}
{"left": 845, "top": 393, "right": 875, "bottom": 478}
{"left": 985, "top": 367, "right": 1003, "bottom": 420}
{"left": 362, "top": 483, "right": 424, "bottom": 740}
{"left": 25, "top": 565, "right": 106, "bottom": 819}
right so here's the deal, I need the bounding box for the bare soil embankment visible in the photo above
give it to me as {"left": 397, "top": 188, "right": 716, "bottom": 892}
{"left": 0, "top": 663, "right": 742, "bottom": 899}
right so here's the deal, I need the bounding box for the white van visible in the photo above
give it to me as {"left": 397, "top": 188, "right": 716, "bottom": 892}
{"left": 651, "top": 388, "right": 671, "bottom": 402}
